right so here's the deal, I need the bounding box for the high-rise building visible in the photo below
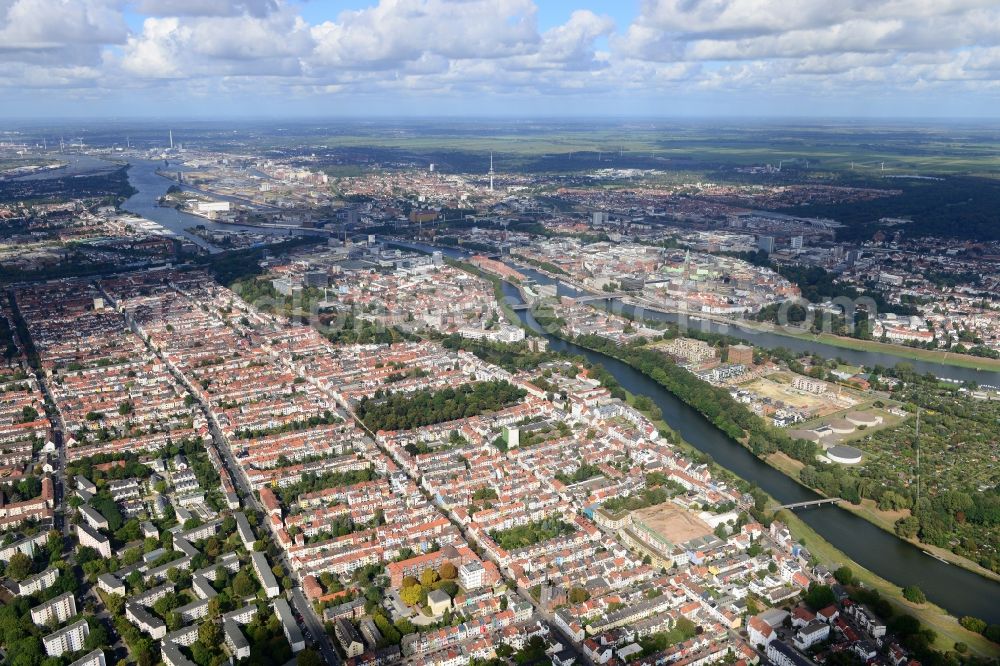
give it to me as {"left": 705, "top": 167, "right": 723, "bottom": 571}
{"left": 758, "top": 236, "right": 775, "bottom": 254}
{"left": 728, "top": 344, "right": 754, "bottom": 366}
{"left": 43, "top": 620, "right": 89, "bottom": 657}
{"left": 31, "top": 592, "right": 77, "bottom": 627}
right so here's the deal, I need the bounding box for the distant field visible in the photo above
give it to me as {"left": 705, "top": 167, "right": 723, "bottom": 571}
{"left": 9, "top": 120, "right": 1000, "bottom": 176}
{"left": 295, "top": 122, "right": 1000, "bottom": 176}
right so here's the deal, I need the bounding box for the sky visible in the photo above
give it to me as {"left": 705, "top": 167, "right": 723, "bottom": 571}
{"left": 1, "top": 0, "right": 999, "bottom": 119}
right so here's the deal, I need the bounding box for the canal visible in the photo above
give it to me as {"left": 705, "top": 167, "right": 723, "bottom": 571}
{"left": 396, "top": 240, "right": 1000, "bottom": 623}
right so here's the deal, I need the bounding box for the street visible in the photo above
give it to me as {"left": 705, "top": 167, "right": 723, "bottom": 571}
{"left": 127, "top": 304, "right": 343, "bottom": 665}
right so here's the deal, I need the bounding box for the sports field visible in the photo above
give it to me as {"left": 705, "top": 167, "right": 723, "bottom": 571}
{"left": 633, "top": 503, "right": 714, "bottom": 546}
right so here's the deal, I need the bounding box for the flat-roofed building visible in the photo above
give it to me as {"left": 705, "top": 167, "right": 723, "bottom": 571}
{"left": 97, "top": 573, "right": 126, "bottom": 597}
{"left": 224, "top": 604, "right": 258, "bottom": 625}
{"left": 235, "top": 512, "right": 256, "bottom": 550}
{"left": 75, "top": 476, "right": 97, "bottom": 495}
{"left": 16, "top": 566, "right": 59, "bottom": 596}
{"left": 126, "top": 602, "right": 166, "bottom": 639}
{"left": 458, "top": 561, "right": 485, "bottom": 590}
{"left": 251, "top": 551, "right": 280, "bottom": 598}
{"left": 164, "top": 624, "right": 200, "bottom": 647}
{"left": 335, "top": 618, "right": 365, "bottom": 658}
{"left": 274, "top": 598, "right": 305, "bottom": 653}
{"left": 766, "top": 640, "right": 813, "bottom": 666}
{"left": 78, "top": 504, "right": 109, "bottom": 530}
{"left": 224, "top": 619, "right": 251, "bottom": 660}
{"left": 162, "top": 641, "right": 198, "bottom": 666}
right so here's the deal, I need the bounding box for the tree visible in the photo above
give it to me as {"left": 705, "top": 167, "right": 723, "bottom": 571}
{"left": 297, "top": 649, "right": 323, "bottom": 666}
{"left": 895, "top": 516, "right": 920, "bottom": 539}
{"left": 168, "top": 612, "right": 183, "bottom": 632}
{"left": 438, "top": 562, "right": 457, "bottom": 580}
{"left": 394, "top": 617, "right": 415, "bottom": 636}
{"left": 6, "top": 552, "right": 32, "bottom": 581}
{"left": 959, "top": 616, "right": 987, "bottom": 634}
{"left": 232, "top": 571, "right": 255, "bottom": 598}
{"left": 833, "top": 566, "right": 855, "bottom": 586}
{"left": 85, "top": 621, "right": 110, "bottom": 650}
{"left": 190, "top": 641, "right": 212, "bottom": 666}
{"left": 104, "top": 593, "right": 125, "bottom": 616}
{"left": 803, "top": 584, "right": 836, "bottom": 611}
{"left": 568, "top": 587, "right": 590, "bottom": 604}
{"left": 902, "top": 585, "right": 926, "bottom": 604}
{"left": 198, "top": 620, "right": 221, "bottom": 646}
{"left": 46, "top": 530, "right": 63, "bottom": 557}
{"left": 400, "top": 584, "right": 424, "bottom": 607}
{"left": 420, "top": 568, "right": 439, "bottom": 588}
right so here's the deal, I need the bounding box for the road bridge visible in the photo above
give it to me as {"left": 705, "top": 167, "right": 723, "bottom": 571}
{"left": 573, "top": 292, "right": 631, "bottom": 304}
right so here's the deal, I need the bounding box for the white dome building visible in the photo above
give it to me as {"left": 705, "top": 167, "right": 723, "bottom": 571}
{"left": 827, "top": 445, "right": 863, "bottom": 465}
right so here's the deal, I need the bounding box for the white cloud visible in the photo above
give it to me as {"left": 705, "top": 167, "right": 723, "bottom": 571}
{"left": 131, "top": 0, "right": 278, "bottom": 18}
{"left": 3, "top": 0, "right": 1000, "bottom": 112}
{"left": 308, "top": 0, "right": 540, "bottom": 71}
{"left": 119, "top": 7, "right": 312, "bottom": 79}
{"left": 0, "top": 0, "right": 127, "bottom": 61}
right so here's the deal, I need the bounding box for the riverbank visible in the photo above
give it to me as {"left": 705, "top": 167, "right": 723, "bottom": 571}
{"left": 738, "top": 320, "right": 1000, "bottom": 373}
{"left": 764, "top": 452, "right": 1000, "bottom": 585}
{"left": 777, "top": 509, "right": 1000, "bottom": 657}
{"left": 623, "top": 296, "right": 1000, "bottom": 374}
{"left": 407, "top": 238, "right": 1000, "bottom": 625}
{"left": 566, "top": 326, "right": 1000, "bottom": 582}
{"left": 502, "top": 254, "right": 1000, "bottom": 374}
{"left": 444, "top": 258, "right": 534, "bottom": 332}
{"left": 618, "top": 390, "right": 1000, "bottom": 658}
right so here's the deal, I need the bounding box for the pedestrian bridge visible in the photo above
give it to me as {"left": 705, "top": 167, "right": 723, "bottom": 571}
{"left": 773, "top": 498, "right": 843, "bottom": 511}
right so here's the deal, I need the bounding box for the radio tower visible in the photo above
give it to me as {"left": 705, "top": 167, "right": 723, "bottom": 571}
{"left": 488, "top": 152, "right": 495, "bottom": 192}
